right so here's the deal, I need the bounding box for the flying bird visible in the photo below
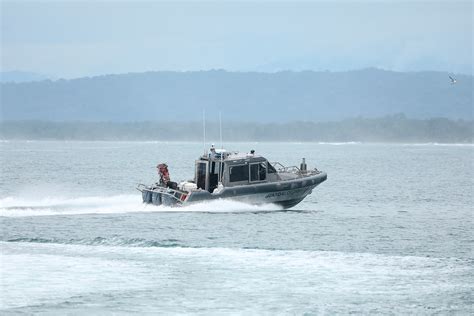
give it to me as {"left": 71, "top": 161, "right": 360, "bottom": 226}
{"left": 449, "top": 76, "right": 457, "bottom": 84}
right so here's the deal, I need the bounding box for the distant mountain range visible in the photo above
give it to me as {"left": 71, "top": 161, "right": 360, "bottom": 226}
{"left": 1, "top": 69, "right": 472, "bottom": 122}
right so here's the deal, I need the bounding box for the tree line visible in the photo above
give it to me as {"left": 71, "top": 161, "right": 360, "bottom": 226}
{"left": 1, "top": 115, "right": 472, "bottom": 143}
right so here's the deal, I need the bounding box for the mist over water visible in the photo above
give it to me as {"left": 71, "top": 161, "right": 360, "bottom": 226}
{"left": 1, "top": 141, "right": 473, "bottom": 313}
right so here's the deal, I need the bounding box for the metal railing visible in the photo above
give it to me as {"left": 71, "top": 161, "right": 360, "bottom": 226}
{"left": 137, "top": 183, "right": 187, "bottom": 203}
{"left": 270, "top": 162, "right": 322, "bottom": 176}
{"left": 270, "top": 162, "right": 301, "bottom": 173}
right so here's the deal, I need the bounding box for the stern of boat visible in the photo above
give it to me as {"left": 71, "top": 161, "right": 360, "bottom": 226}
{"left": 137, "top": 184, "right": 188, "bottom": 207}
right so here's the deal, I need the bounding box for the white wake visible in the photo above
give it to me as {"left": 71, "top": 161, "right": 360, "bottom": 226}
{"left": 0, "top": 195, "right": 282, "bottom": 217}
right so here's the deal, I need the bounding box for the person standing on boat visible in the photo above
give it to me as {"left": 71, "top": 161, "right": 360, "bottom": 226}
{"left": 157, "top": 163, "right": 170, "bottom": 186}
{"left": 157, "top": 163, "right": 178, "bottom": 189}
{"left": 209, "top": 144, "right": 217, "bottom": 159}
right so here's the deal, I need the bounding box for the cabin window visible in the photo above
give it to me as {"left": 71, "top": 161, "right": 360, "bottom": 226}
{"left": 211, "top": 162, "right": 218, "bottom": 174}
{"left": 259, "top": 162, "right": 267, "bottom": 181}
{"left": 250, "top": 162, "right": 267, "bottom": 182}
{"left": 229, "top": 165, "right": 249, "bottom": 182}
{"left": 196, "top": 162, "right": 207, "bottom": 190}
{"left": 209, "top": 162, "right": 219, "bottom": 192}
{"left": 268, "top": 163, "right": 277, "bottom": 174}
{"left": 250, "top": 164, "right": 259, "bottom": 181}
{"left": 211, "top": 161, "right": 224, "bottom": 179}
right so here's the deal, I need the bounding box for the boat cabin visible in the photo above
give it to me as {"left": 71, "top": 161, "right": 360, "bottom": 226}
{"left": 194, "top": 151, "right": 277, "bottom": 193}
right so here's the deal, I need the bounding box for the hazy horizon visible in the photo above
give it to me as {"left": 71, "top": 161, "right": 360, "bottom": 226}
{"left": 2, "top": 66, "right": 473, "bottom": 83}
{"left": 2, "top": 1, "right": 472, "bottom": 139}
{"left": 2, "top": 116, "right": 473, "bottom": 143}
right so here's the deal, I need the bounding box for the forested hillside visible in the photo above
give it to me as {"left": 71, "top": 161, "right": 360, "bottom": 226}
{"left": 1, "top": 69, "right": 472, "bottom": 122}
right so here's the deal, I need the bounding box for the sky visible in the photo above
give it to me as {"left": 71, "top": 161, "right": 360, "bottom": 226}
{"left": 1, "top": 0, "right": 472, "bottom": 78}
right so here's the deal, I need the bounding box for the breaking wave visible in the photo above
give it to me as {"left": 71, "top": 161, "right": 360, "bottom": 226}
{"left": 0, "top": 195, "right": 282, "bottom": 217}
{"left": 5, "top": 236, "right": 188, "bottom": 248}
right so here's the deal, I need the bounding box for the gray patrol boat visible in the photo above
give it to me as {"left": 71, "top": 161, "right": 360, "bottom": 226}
{"left": 138, "top": 147, "right": 327, "bottom": 209}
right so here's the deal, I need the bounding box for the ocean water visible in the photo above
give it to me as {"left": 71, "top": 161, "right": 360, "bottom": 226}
{"left": 1, "top": 141, "right": 473, "bottom": 314}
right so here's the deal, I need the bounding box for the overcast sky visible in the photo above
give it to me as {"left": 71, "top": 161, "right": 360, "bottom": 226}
{"left": 1, "top": 0, "right": 472, "bottom": 78}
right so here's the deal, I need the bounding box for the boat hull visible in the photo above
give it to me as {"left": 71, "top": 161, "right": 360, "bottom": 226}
{"left": 140, "top": 172, "right": 327, "bottom": 209}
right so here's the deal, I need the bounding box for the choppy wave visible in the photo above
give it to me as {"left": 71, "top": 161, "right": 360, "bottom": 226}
{"left": 0, "top": 195, "right": 282, "bottom": 217}
{"left": 3, "top": 241, "right": 472, "bottom": 271}
{"left": 317, "top": 141, "right": 361, "bottom": 145}
{"left": 402, "top": 142, "right": 474, "bottom": 147}
{"left": 2, "top": 241, "right": 471, "bottom": 313}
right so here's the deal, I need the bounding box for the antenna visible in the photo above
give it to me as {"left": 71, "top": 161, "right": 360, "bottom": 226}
{"left": 219, "top": 111, "right": 223, "bottom": 149}
{"left": 219, "top": 111, "right": 224, "bottom": 184}
{"left": 203, "top": 109, "right": 206, "bottom": 155}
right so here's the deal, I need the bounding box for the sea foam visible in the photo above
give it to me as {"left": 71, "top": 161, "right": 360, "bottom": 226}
{"left": 0, "top": 194, "right": 282, "bottom": 217}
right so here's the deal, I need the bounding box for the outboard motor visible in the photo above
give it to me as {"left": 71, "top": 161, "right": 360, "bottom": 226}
{"left": 300, "top": 158, "right": 307, "bottom": 172}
